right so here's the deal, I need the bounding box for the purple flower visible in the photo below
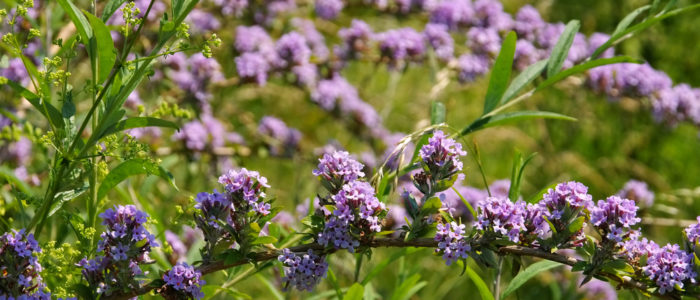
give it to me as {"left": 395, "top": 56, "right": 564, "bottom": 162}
{"left": 236, "top": 52, "right": 270, "bottom": 86}
{"left": 684, "top": 217, "right": 700, "bottom": 246}
{"left": 292, "top": 63, "right": 318, "bottom": 87}
{"left": 161, "top": 262, "right": 205, "bottom": 299}
{"left": 82, "top": 206, "right": 158, "bottom": 294}
{"left": 258, "top": 116, "right": 302, "bottom": 156}
{"left": 315, "top": 0, "right": 343, "bottom": 19}
{"left": 434, "top": 221, "right": 470, "bottom": 266}
{"left": 467, "top": 27, "right": 501, "bottom": 55}
{"left": 616, "top": 180, "right": 654, "bottom": 208}
{"left": 419, "top": 130, "right": 467, "bottom": 175}
{"left": 318, "top": 181, "right": 386, "bottom": 252}
{"left": 173, "top": 114, "right": 239, "bottom": 151}
{"left": 475, "top": 197, "right": 526, "bottom": 242}
{"left": 377, "top": 28, "right": 426, "bottom": 69}
{"left": 186, "top": 9, "right": 221, "bottom": 34}
{"left": 292, "top": 18, "right": 330, "bottom": 61}
{"left": 473, "top": 0, "right": 513, "bottom": 32}
{"left": 457, "top": 54, "right": 491, "bottom": 83}
{"left": 311, "top": 75, "right": 362, "bottom": 111}
{"left": 235, "top": 26, "right": 275, "bottom": 54}
{"left": 0, "top": 229, "right": 49, "bottom": 298}
{"left": 590, "top": 196, "right": 641, "bottom": 244}
{"left": 313, "top": 151, "right": 365, "bottom": 190}
{"left": 218, "top": 168, "right": 270, "bottom": 214}
{"left": 514, "top": 39, "right": 543, "bottom": 70}
{"left": 540, "top": 181, "right": 594, "bottom": 219}
{"left": 276, "top": 32, "right": 312, "bottom": 68}
{"left": 213, "top": 0, "right": 248, "bottom": 16}
{"left": 514, "top": 5, "right": 545, "bottom": 41}
{"left": 642, "top": 243, "right": 697, "bottom": 294}
{"left": 588, "top": 33, "right": 614, "bottom": 58}
{"left": 1, "top": 58, "right": 31, "bottom": 86}
{"left": 652, "top": 84, "right": 700, "bottom": 126}
{"left": 165, "top": 53, "right": 224, "bottom": 103}
{"left": 165, "top": 231, "right": 187, "bottom": 261}
{"left": 429, "top": 0, "right": 474, "bottom": 31}
{"left": 336, "top": 19, "right": 374, "bottom": 61}
{"left": 278, "top": 249, "right": 328, "bottom": 291}
{"left": 423, "top": 24, "right": 454, "bottom": 62}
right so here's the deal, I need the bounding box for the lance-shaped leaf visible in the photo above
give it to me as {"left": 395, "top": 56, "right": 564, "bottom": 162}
{"left": 483, "top": 31, "right": 517, "bottom": 114}
{"left": 501, "top": 261, "right": 562, "bottom": 300}
{"left": 85, "top": 11, "right": 117, "bottom": 83}
{"left": 97, "top": 159, "right": 178, "bottom": 200}
{"left": 460, "top": 111, "right": 577, "bottom": 136}
{"left": 546, "top": 20, "right": 580, "bottom": 78}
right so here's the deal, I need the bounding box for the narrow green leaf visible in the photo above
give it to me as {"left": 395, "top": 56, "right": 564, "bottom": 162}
{"left": 568, "top": 216, "right": 585, "bottom": 233}
{"left": 251, "top": 235, "right": 277, "bottom": 245}
{"left": 538, "top": 56, "right": 641, "bottom": 91}
{"left": 612, "top": 5, "right": 651, "bottom": 38}
{"left": 107, "top": 117, "right": 179, "bottom": 135}
{"left": 97, "top": 159, "right": 177, "bottom": 200}
{"left": 344, "top": 283, "right": 364, "bottom": 300}
{"left": 500, "top": 59, "right": 548, "bottom": 105}
{"left": 461, "top": 111, "right": 577, "bottom": 136}
{"left": 465, "top": 266, "right": 494, "bottom": 300}
{"left": 452, "top": 187, "right": 477, "bottom": 219}
{"left": 509, "top": 152, "right": 536, "bottom": 201}
{"left": 526, "top": 183, "right": 557, "bottom": 204}
{"left": 57, "top": 0, "right": 93, "bottom": 52}
{"left": 591, "top": 4, "right": 700, "bottom": 59}
{"left": 255, "top": 274, "right": 284, "bottom": 300}
{"left": 391, "top": 274, "right": 424, "bottom": 300}
{"left": 431, "top": 101, "right": 446, "bottom": 125}
{"left": 327, "top": 268, "right": 345, "bottom": 300}
{"left": 546, "top": 20, "right": 580, "bottom": 77}
{"left": 501, "top": 261, "right": 562, "bottom": 300}
{"left": 85, "top": 11, "right": 117, "bottom": 83}
{"left": 483, "top": 31, "right": 517, "bottom": 114}
{"left": 101, "top": 0, "right": 127, "bottom": 22}
{"left": 410, "top": 135, "right": 430, "bottom": 163}
{"left": 3, "top": 79, "right": 64, "bottom": 129}
{"left": 48, "top": 186, "right": 88, "bottom": 217}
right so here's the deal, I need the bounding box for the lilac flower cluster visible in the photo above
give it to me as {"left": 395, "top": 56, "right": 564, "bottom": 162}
{"left": 616, "top": 179, "right": 655, "bottom": 208}
{"left": 423, "top": 24, "right": 454, "bottom": 62}
{"left": 194, "top": 168, "right": 272, "bottom": 258}
{"left": 163, "top": 53, "right": 224, "bottom": 107}
{"left": 413, "top": 130, "right": 467, "bottom": 195}
{"left": 540, "top": 181, "right": 594, "bottom": 220}
{"left": 160, "top": 262, "right": 205, "bottom": 299}
{"left": 315, "top": 0, "right": 344, "bottom": 19}
{"left": 318, "top": 180, "right": 386, "bottom": 252}
{"left": 312, "top": 150, "right": 365, "bottom": 192}
{"left": 311, "top": 74, "right": 383, "bottom": 134}
{"left": 684, "top": 216, "right": 700, "bottom": 247}
{"left": 172, "top": 114, "right": 243, "bottom": 152}
{"left": 335, "top": 19, "right": 373, "bottom": 62}
{"left": 278, "top": 249, "right": 328, "bottom": 291}
{"left": 475, "top": 197, "right": 525, "bottom": 243}
{"left": 79, "top": 205, "right": 158, "bottom": 296}
{"left": 258, "top": 116, "right": 302, "bottom": 157}
{"left": 434, "top": 222, "right": 470, "bottom": 266}
{"left": 590, "top": 196, "right": 641, "bottom": 243}
{"left": 377, "top": 28, "right": 426, "bottom": 69}
{"left": 642, "top": 244, "right": 697, "bottom": 294}
{"left": 0, "top": 229, "right": 50, "bottom": 299}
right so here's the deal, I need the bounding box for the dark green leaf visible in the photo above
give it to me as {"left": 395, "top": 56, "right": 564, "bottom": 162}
{"left": 105, "top": 117, "right": 179, "bottom": 136}
{"left": 465, "top": 266, "right": 494, "bottom": 300}
{"left": 85, "top": 11, "right": 117, "bottom": 83}
{"left": 501, "top": 261, "right": 562, "bottom": 300}
{"left": 101, "top": 0, "right": 127, "bottom": 22}
{"left": 62, "top": 93, "right": 76, "bottom": 119}
{"left": 3, "top": 79, "right": 64, "bottom": 130}
{"left": 538, "top": 56, "right": 641, "bottom": 91}
{"left": 97, "top": 159, "right": 177, "bottom": 200}
{"left": 57, "top": 0, "right": 93, "bottom": 55}
{"left": 546, "top": 20, "right": 580, "bottom": 77}
{"left": 483, "top": 31, "right": 517, "bottom": 114}
{"left": 48, "top": 186, "right": 88, "bottom": 217}
{"left": 612, "top": 5, "right": 651, "bottom": 38}
{"left": 461, "top": 111, "right": 577, "bottom": 136}
{"left": 500, "top": 59, "right": 548, "bottom": 105}
{"left": 344, "top": 283, "right": 364, "bottom": 300}
{"left": 431, "top": 101, "right": 445, "bottom": 125}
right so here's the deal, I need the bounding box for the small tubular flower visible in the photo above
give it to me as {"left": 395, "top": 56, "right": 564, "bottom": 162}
{"left": 159, "top": 262, "right": 205, "bottom": 299}
{"left": 434, "top": 221, "right": 470, "bottom": 266}
{"left": 278, "top": 249, "right": 328, "bottom": 291}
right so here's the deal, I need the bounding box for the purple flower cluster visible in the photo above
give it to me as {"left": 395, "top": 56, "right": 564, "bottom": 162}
{"left": 418, "top": 130, "right": 466, "bottom": 181}
{"left": 160, "top": 262, "right": 205, "bottom": 299}
{"left": 218, "top": 168, "right": 271, "bottom": 215}
{"left": 311, "top": 74, "right": 383, "bottom": 132}
{"left": 540, "top": 181, "right": 594, "bottom": 220}
{"left": 336, "top": 19, "right": 374, "bottom": 61}
{"left": 212, "top": 0, "right": 248, "bottom": 16}
{"left": 434, "top": 222, "right": 470, "bottom": 266}
{"left": 315, "top": 0, "right": 344, "bottom": 19}
{"left": 195, "top": 168, "right": 272, "bottom": 258}
{"left": 377, "top": 28, "right": 426, "bottom": 68}
{"left": 423, "top": 24, "right": 454, "bottom": 62}
{"left": 642, "top": 244, "right": 697, "bottom": 294}
{"left": 79, "top": 205, "right": 158, "bottom": 295}
{"left": 684, "top": 217, "right": 700, "bottom": 246}
{"left": 318, "top": 181, "right": 386, "bottom": 252}
{"left": 457, "top": 54, "right": 490, "bottom": 83}
{"left": 312, "top": 150, "right": 365, "bottom": 192}
{"left": 475, "top": 197, "right": 526, "bottom": 242}
{"left": 0, "top": 230, "right": 50, "bottom": 299}
{"left": 258, "top": 116, "right": 302, "bottom": 157}
{"left": 172, "top": 114, "right": 243, "bottom": 152}
{"left": 163, "top": 53, "right": 224, "bottom": 106}
{"left": 590, "top": 196, "right": 641, "bottom": 243}
{"left": 278, "top": 249, "right": 328, "bottom": 291}
{"left": 616, "top": 179, "right": 654, "bottom": 208}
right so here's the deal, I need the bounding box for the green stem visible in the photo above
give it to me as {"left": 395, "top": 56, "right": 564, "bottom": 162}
{"left": 493, "top": 257, "right": 503, "bottom": 300}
